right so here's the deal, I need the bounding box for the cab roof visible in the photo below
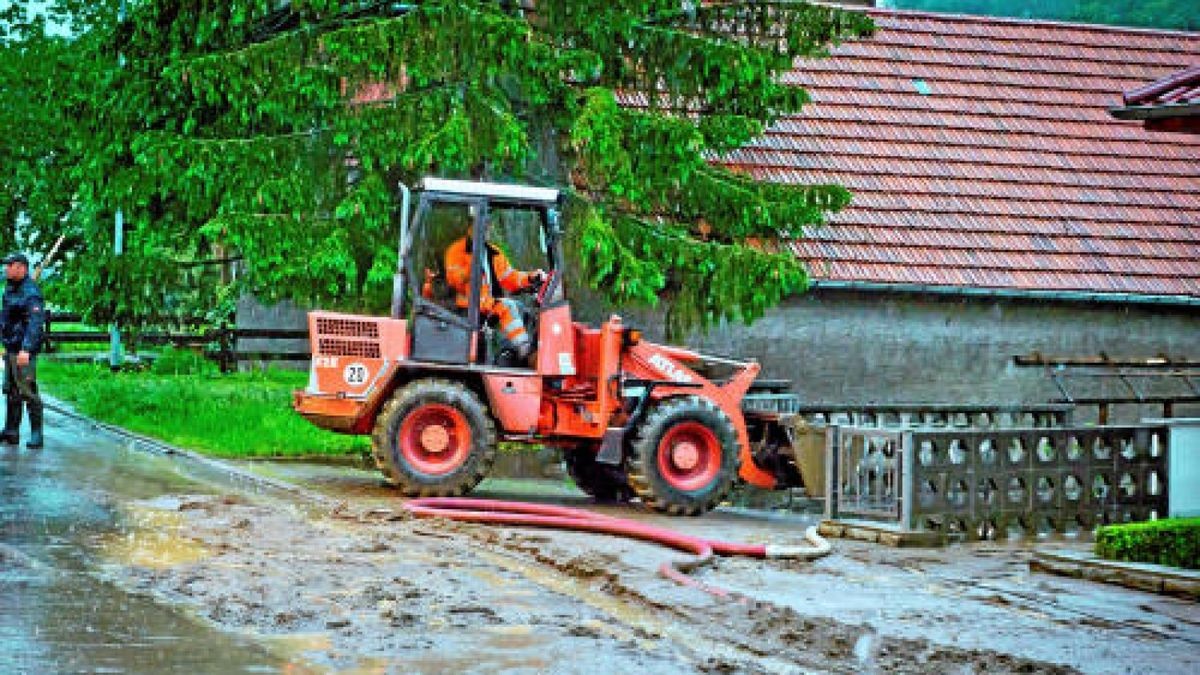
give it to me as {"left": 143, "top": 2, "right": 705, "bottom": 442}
{"left": 419, "top": 177, "right": 560, "bottom": 206}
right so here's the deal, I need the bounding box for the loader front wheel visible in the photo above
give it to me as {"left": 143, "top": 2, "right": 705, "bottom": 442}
{"left": 372, "top": 379, "right": 496, "bottom": 497}
{"left": 628, "top": 397, "right": 739, "bottom": 516}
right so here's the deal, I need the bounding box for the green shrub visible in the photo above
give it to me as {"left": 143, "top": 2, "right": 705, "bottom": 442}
{"left": 1095, "top": 518, "right": 1200, "bottom": 570}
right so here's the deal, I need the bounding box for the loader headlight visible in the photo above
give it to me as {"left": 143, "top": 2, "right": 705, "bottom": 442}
{"left": 623, "top": 329, "right": 642, "bottom": 347}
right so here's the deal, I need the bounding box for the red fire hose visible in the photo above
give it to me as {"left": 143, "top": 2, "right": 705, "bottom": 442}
{"left": 402, "top": 497, "right": 831, "bottom": 599}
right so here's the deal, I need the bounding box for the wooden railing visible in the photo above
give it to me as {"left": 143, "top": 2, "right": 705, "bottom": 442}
{"left": 1014, "top": 353, "right": 1200, "bottom": 422}
{"left": 43, "top": 313, "right": 310, "bottom": 372}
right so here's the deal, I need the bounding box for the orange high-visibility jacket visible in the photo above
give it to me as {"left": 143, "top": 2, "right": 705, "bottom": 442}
{"left": 444, "top": 236, "right": 535, "bottom": 312}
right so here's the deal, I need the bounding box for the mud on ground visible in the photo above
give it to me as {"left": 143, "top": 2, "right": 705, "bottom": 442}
{"left": 101, "top": 493, "right": 1087, "bottom": 674}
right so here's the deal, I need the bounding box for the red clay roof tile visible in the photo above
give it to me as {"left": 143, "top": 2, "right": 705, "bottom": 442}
{"left": 717, "top": 9, "right": 1200, "bottom": 299}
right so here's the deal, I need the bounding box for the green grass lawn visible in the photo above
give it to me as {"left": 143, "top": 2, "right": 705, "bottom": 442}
{"left": 39, "top": 355, "right": 369, "bottom": 459}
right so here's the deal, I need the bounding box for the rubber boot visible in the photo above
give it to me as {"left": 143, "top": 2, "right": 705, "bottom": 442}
{"left": 25, "top": 402, "right": 42, "bottom": 449}
{"left": 1, "top": 400, "right": 20, "bottom": 445}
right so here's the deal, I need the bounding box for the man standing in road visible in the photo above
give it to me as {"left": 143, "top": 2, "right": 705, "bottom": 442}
{"left": 1, "top": 253, "right": 45, "bottom": 449}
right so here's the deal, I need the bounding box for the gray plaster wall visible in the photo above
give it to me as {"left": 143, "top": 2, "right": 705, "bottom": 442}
{"left": 241, "top": 288, "right": 1200, "bottom": 422}
{"left": 662, "top": 289, "right": 1200, "bottom": 424}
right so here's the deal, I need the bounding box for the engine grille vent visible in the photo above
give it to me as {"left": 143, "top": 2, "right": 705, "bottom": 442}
{"left": 318, "top": 338, "right": 381, "bottom": 359}
{"left": 315, "top": 317, "right": 380, "bottom": 339}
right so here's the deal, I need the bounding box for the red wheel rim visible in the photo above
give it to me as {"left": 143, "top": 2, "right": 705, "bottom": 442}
{"left": 656, "top": 421, "right": 722, "bottom": 491}
{"left": 398, "top": 404, "right": 472, "bottom": 476}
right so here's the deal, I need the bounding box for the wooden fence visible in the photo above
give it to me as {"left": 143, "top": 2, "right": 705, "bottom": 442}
{"left": 43, "top": 313, "right": 310, "bottom": 372}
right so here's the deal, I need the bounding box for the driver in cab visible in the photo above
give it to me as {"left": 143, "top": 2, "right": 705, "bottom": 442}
{"left": 444, "top": 223, "right": 545, "bottom": 361}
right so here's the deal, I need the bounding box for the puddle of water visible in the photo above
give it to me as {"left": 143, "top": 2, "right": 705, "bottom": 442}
{"left": 0, "top": 547, "right": 281, "bottom": 674}
{"left": 397, "top": 651, "right": 552, "bottom": 674}
{"left": 0, "top": 414, "right": 283, "bottom": 673}
{"left": 98, "top": 504, "right": 210, "bottom": 569}
{"left": 481, "top": 624, "right": 542, "bottom": 650}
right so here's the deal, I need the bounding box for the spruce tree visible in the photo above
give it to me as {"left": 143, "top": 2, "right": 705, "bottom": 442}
{"left": 24, "top": 1, "right": 873, "bottom": 334}
{"left": 0, "top": 2, "right": 95, "bottom": 260}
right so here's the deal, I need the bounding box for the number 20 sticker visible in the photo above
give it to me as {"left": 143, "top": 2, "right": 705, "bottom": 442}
{"left": 343, "top": 363, "right": 369, "bottom": 386}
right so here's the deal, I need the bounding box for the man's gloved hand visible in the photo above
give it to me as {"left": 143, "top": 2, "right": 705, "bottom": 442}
{"left": 421, "top": 268, "right": 437, "bottom": 299}
{"left": 529, "top": 269, "right": 548, "bottom": 290}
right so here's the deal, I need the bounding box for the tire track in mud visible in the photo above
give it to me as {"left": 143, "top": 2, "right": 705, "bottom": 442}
{"left": 107, "top": 496, "right": 693, "bottom": 673}
{"left": 464, "top": 531, "right": 801, "bottom": 674}
{"left": 109, "top": 481, "right": 1083, "bottom": 673}
{"left": 57, "top": 406, "right": 1082, "bottom": 674}
{"left": 458, "top": 522, "right": 1081, "bottom": 674}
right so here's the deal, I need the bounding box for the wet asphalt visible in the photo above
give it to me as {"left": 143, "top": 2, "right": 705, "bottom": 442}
{"left": 0, "top": 410, "right": 280, "bottom": 674}
{"left": 3, "top": 406, "right": 1199, "bottom": 674}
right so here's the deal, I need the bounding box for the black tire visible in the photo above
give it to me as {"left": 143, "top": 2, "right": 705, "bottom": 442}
{"left": 371, "top": 379, "right": 497, "bottom": 497}
{"left": 628, "top": 396, "right": 740, "bottom": 516}
{"left": 564, "top": 446, "right": 634, "bottom": 503}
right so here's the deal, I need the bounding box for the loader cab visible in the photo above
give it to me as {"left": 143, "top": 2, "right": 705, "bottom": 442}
{"left": 394, "top": 178, "right": 566, "bottom": 368}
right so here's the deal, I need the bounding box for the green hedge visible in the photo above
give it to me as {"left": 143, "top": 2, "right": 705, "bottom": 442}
{"left": 1095, "top": 518, "right": 1200, "bottom": 570}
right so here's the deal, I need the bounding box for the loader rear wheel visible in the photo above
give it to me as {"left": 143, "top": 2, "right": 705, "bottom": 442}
{"left": 564, "top": 446, "right": 633, "bottom": 503}
{"left": 372, "top": 379, "right": 496, "bottom": 497}
{"left": 628, "top": 397, "right": 739, "bottom": 516}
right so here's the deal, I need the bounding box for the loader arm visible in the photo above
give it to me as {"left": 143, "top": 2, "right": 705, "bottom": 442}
{"left": 623, "top": 341, "right": 777, "bottom": 489}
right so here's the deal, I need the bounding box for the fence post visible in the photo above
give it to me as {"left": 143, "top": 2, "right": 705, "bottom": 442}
{"left": 217, "top": 323, "right": 235, "bottom": 373}
{"left": 824, "top": 424, "right": 840, "bottom": 521}
{"left": 901, "top": 430, "right": 914, "bottom": 530}
{"left": 43, "top": 314, "right": 55, "bottom": 354}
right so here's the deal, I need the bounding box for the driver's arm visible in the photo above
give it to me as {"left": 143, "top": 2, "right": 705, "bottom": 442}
{"left": 492, "top": 249, "right": 540, "bottom": 294}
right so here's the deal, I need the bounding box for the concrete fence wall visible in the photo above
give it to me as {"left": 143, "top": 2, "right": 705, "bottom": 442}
{"left": 827, "top": 423, "right": 1171, "bottom": 541}
{"left": 667, "top": 289, "right": 1200, "bottom": 424}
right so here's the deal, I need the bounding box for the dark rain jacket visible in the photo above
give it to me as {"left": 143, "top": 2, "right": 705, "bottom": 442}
{"left": 1, "top": 276, "right": 45, "bottom": 354}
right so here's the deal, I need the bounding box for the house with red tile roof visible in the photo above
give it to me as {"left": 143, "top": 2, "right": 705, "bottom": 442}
{"left": 689, "top": 9, "right": 1200, "bottom": 421}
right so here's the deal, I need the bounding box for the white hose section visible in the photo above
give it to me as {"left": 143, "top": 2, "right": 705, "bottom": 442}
{"left": 763, "top": 526, "right": 832, "bottom": 560}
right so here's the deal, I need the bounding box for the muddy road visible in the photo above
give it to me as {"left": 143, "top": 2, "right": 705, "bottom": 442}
{"left": 5, "top": 409, "right": 1199, "bottom": 673}
{"left": 0, "top": 411, "right": 279, "bottom": 672}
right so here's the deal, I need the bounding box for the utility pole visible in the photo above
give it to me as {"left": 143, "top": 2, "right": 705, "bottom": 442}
{"left": 110, "top": 0, "right": 127, "bottom": 371}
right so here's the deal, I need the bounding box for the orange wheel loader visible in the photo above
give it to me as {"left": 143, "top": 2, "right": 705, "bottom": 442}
{"left": 293, "top": 178, "right": 806, "bottom": 515}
